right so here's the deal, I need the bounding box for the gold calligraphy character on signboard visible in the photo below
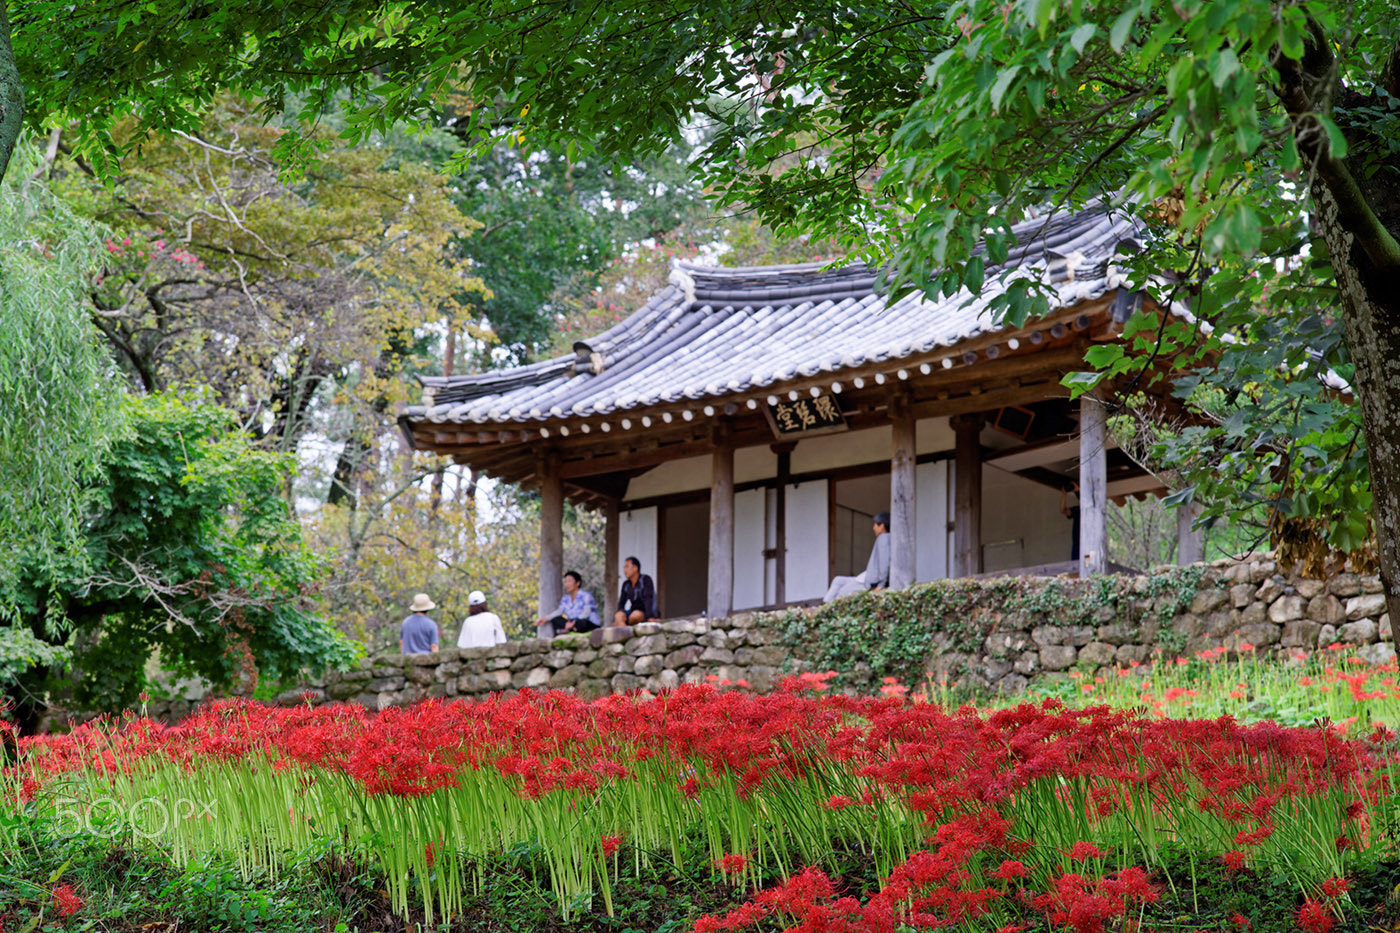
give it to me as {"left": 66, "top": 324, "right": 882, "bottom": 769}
{"left": 813, "top": 395, "right": 841, "bottom": 422}
{"left": 774, "top": 402, "right": 798, "bottom": 432}
{"left": 794, "top": 399, "right": 817, "bottom": 429}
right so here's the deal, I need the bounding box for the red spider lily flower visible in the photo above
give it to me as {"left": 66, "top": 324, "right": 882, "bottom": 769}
{"left": 1238, "top": 642, "right": 1255, "bottom": 653}
{"left": 600, "top": 834, "right": 624, "bottom": 857}
{"left": 425, "top": 841, "right": 439, "bottom": 867}
{"left": 1335, "top": 834, "right": 1355, "bottom": 852}
{"left": 990, "top": 859, "right": 1030, "bottom": 880}
{"left": 52, "top": 883, "right": 82, "bottom": 917}
{"left": 717, "top": 853, "right": 750, "bottom": 875}
{"left": 823, "top": 794, "right": 855, "bottom": 809}
{"left": 1220, "top": 850, "right": 1247, "bottom": 871}
{"left": 1066, "top": 841, "right": 1106, "bottom": 862}
{"left": 1231, "top": 912, "right": 1252, "bottom": 929}
{"left": 1320, "top": 877, "right": 1348, "bottom": 899}
{"left": 1295, "top": 898, "right": 1334, "bottom": 932}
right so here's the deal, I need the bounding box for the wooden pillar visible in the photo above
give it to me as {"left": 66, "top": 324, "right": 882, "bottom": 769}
{"left": 708, "top": 426, "right": 735, "bottom": 619}
{"left": 951, "top": 413, "right": 983, "bottom": 577}
{"left": 1079, "top": 396, "right": 1108, "bottom": 577}
{"left": 604, "top": 497, "right": 620, "bottom": 621}
{"left": 889, "top": 391, "right": 917, "bottom": 589}
{"left": 1176, "top": 500, "right": 1204, "bottom": 566}
{"left": 773, "top": 444, "right": 792, "bottom": 606}
{"left": 538, "top": 450, "right": 563, "bottom": 625}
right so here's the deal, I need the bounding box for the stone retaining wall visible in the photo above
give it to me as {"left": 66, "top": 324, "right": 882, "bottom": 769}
{"left": 131, "top": 556, "right": 1394, "bottom": 718}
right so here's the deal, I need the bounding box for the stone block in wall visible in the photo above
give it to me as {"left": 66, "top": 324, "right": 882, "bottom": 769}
{"left": 1328, "top": 573, "right": 1361, "bottom": 597}
{"left": 576, "top": 678, "right": 611, "bottom": 701}
{"left": 628, "top": 634, "right": 668, "bottom": 655}
{"left": 371, "top": 666, "right": 402, "bottom": 678}
{"left": 1229, "top": 584, "right": 1256, "bottom": 609}
{"left": 634, "top": 655, "right": 664, "bottom": 676}
{"left": 929, "top": 651, "right": 970, "bottom": 682}
{"left": 1295, "top": 579, "right": 1326, "bottom": 599}
{"left": 550, "top": 664, "right": 586, "bottom": 688}
{"left": 984, "top": 659, "right": 1014, "bottom": 682}
{"left": 1250, "top": 560, "right": 1277, "bottom": 583}
{"left": 1229, "top": 623, "right": 1280, "bottom": 650}
{"left": 1067, "top": 625, "right": 1096, "bottom": 647}
{"left": 1172, "top": 614, "right": 1205, "bottom": 638}
{"left": 645, "top": 670, "right": 681, "bottom": 692}
{"left": 482, "top": 669, "right": 512, "bottom": 690}
{"left": 611, "top": 673, "right": 644, "bottom": 692}
{"left": 1382, "top": 614, "right": 1392, "bottom": 642}
{"left": 747, "top": 666, "right": 779, "bottom": 692}
{"left": 458, "top": 645, "right": 496, "bottom": 661}
{"left": 1340, "top": 619, "right": 1378, "bottom": 645}
{"left": 633, "top": 621, "right": 663, "bottom": 635}
{"left": 700, "top": 647, "right": 736, "bottom": 664}
{"left": 985, "top": 631, "right": 1032, "bottom": 656}
{"left": 744, "top": 629, "right": 772, "bottom": 646}
{"left": 1040, "top": 645, "right": 1077, "bottom": 671}
{"left": 1307, "top": 595, "right": 1344, "bottom": 625}
{"left": 426, "top": 683, "right": 451, "bottom": 699}
{"left": 1014, "top": 652, "right": 1039, "bottom": 675}
{"left": 511, "top": 667, "right": 551, "bottom": 689}
{"left": 1079, "top": 642, "right": 1117, "bottom": 667}
{"left": 728, "top": 612, "right": 756, "bottom": 629}
{"left": 543, "top": 651, "right": 574, "bottom": 670}
{"left": 662, "top": 619, "right": 709, "bottom": 635}
{"left": 725, "top": 631, "right": 748, "bottom": 648}
{"left": 1255, "top": 578, "right": 1284, "bottom": 604}
{"left": 1347, "top": 594, "right": 1387, "bottom": 621}
{"left": 1268, "top": 596, "right": 1306, "bottom": 623}
{"left": 1000, "top": 612, "right": 1033, "bottom": 631}
{"left": 405, "top": 651, "right": 440, "bottom": 666}
{"left": 1206, "top": 612, "right": 1238, "bottom": 638}
{"left": 616, "top": 655, "right": 635, "bottom": 674}
{"left": 600, "top": 643, "right": 626, "bottom": 656}
{"left": 585, "top": 657, "right": 618, "bottom": 678}
{"left": 1360, "top": 643, "right": 1396, "bottom": 665}
{"left": 1238, "top": 602, "right": 1267, "bottom": 626}
{"left": 1095, "top": 623, "right": 1135, "bottom": 646}
{"left": 573, "top": 649, "right": 598, "bottom": 664}
{"left": 327, "top": 681, "right": 362, "bottom": 701}
{"left": 1115, "top": 644, "right": 1152, "bottom": 665}
{"left": 495, "top": 642, "right": 524, "bottom": 658}
{"left": 1092, "top": 605, "right": 1118, "bottom": 623}
{"left": 664, "top": 646, "right": 704, "bottom": 669}
{"left": 405, "top": 665, "right": 435, "bottom": 686}
{"left": 1318, "top": 624, "right": 1339, "bottom": 648}
{"left": 666, "top": 632, "right": 698, "bottom": 649}
{"left": 1281, "top": 620, "right": 1322, "bottom": 648}
{"left": 351, "top": 692, "right": 378, "bottom": 710}
{"left": 1032, "top": 625, "right": 1067, "bottom": 647}
{"left": 487, "top": 658, "right": 512, "bottom": 670}
{"left": 739, "top": 646, "right": 788, "bottom": 667}
{"left": 550, "top": 633, "right": 590, "bottom": 650}
{"left": 510, "top": 654, "right": 544, "bottom": 672}
{"left": 997, "top": 673, "right": 1029, "bottom": 695}
{"left": 1190, "top": 587, "right": 1229, "bottom": 615}
{"left": 1363, "top": 575, "right": 1385, "bottom": 594}
{"left": 698, "top": 630, "right": 729, "bottom": 649}
{"left": 592, "top": 625, "right": 633, "bottom": 647}
{"left": 433, "top": 661, "right": 462, "bottom": 683}
{"left": 367, "top": 677, "right": 404, "bottom": 692}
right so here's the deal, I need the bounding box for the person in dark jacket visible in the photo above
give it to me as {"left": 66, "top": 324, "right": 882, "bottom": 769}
{"left": 614, "top": 556, "right": 658, "bottom": 625}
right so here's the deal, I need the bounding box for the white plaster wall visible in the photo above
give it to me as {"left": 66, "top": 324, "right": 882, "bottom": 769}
{"left": 785, "top": 480, "right": 829, "bottom": 601}
{"left": 618, "top": 507, "right": 658, "bottom": 581}
{"left": 625, "top": 456, "right": 710, "bottom": 500}
{"left": 916, "top": 460, "right": 950, "bottom": 581}
{"left": 733, "top": 488, "right": 768, "bottom": 610}
{"left": 980, "top": 466, "right": 1073, "bottom": 572}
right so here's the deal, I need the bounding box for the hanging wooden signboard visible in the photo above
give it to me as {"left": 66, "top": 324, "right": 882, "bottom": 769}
{"left": 762, "top": 392, "right": 848, "bottom": 439}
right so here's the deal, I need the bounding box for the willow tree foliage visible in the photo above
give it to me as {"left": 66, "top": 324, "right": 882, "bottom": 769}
{"left": 0, "top": 144, "right": 124, "bottom": 582}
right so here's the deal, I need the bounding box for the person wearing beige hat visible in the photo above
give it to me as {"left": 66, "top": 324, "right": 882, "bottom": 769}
{"left": 457, "top": 590, "right": 507, "bottom": 649}
{"left": 400, "top": 593, "right": 440, "bottom": 654}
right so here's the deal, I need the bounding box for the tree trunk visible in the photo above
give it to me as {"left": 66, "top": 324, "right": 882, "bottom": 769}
{"left": 0, "top": 1, "right": 25, "bottom": 185}
{"left": 1315, "top": 180, "right": 1400, "bottom": 623}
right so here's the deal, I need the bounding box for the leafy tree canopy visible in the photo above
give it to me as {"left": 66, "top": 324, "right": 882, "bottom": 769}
{"left": 1, "top": 392, "right": 355, "bottom": 730}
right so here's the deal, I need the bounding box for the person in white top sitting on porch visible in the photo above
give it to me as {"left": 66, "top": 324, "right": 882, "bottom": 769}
{"left": 458, "top": 590, "right": 508, "bottom": 649}
{"left": 823, "top": 511, "right": 891, "bottom": 603}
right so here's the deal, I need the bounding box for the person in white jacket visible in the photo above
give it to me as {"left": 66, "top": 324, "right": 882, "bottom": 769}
{"left": 457, "top": 590, "right": 507, "bottom": 649}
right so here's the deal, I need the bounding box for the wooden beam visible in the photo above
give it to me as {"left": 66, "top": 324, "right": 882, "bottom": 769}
{"left": 538, "top": 450, "right": 564, "bottom": 623}
{"left": 889, "top": 390, "right": 917, "bottom": 589}
{"left": 604, "top": 498, "right": 620, "bottom": 621}
{"left": 1078, "top": 396, "right": 1108, "bottom": 577}
{"left": 951, "top": 413, "right": 984, "bottom": 577}
{"left": 707, "top": 426, "right": 735, "bottom": 619}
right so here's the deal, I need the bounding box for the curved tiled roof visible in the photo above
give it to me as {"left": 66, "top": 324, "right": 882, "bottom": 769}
{"left": 409, "top": 205, "right": 1144, "bottom": 428}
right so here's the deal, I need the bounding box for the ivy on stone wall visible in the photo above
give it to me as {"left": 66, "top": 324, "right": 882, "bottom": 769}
{"left": 770, "top": 567, "right": 1206, "bottom": 690}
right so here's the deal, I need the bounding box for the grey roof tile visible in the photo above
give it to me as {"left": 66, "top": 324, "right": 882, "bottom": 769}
{"left": 410, "top": 205, "right": 1143, "bottom": 426}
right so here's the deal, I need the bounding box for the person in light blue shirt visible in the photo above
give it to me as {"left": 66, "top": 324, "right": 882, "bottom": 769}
{"left": 536, "top": 571, "right": 599, "bottom": 636}
{"left": 823, "top": 511, "right": 891, "bottom": 603}
{"left": 400, "top": 592, "right": 441, "bottom": 654}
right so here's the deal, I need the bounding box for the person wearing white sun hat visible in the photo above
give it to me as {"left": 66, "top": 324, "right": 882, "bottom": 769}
{"left": 457, "top": 590, "right": 507, "bottom": 649}
{"left": 400, "top": 593, "right": 440, "bottom": 654}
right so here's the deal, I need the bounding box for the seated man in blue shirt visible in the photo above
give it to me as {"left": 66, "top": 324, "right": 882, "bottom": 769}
{"left": 614, "top": 556, "right": 658, "bottom": 625}
{"left": 536, "top": 570, "right": 599, "bottom": 636}
{"left": 400, "top": 592, "right": 441, "bottom": 654}
{"left": 822, "top": 511, "right": 891, "bottom": 603}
